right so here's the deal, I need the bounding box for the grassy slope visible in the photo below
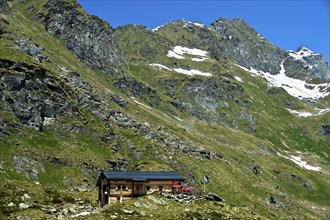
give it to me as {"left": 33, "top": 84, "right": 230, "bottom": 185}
{"left": 116, "top": 24, "right": 330, "bottom": 217}
{"left": 0, "top": 1, "right": 329, "bottom": 219}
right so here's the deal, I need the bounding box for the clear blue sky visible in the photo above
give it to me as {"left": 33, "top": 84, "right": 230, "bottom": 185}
{"left": 78, "top": 0, "right": 330, "bottom": 61}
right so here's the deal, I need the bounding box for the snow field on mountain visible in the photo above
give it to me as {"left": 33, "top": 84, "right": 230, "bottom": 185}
{"left": 149, "top": 63, "right": 172, "bottom": 71}
{"left": 152, "top": 24, "right": 164, "bottom": 31}
{"left": 149, "top": 63, "right": 212, "bottom": 76}
{"left": 191, "top": 57, "right": 209, "bottom": 62}
{"left": 234, "top": 76, "right": 244, "bottom": 82}
{"left": 173, "top": 116, "right": 183, "bottom": 121}
{"left": 277, "top": 152, "right": 321, "bottom": 171}
{"left": 167, "top": 51, "right": 185, "bottom": 59}
{"left": 287, "top": 108, "right": 330, "bottom": 117}
{"left": 131, "top": 97, "right": 152, "bottom": 110}
{"left": 167, "top": 46, "right": 209, "bottom": 62}
{"left": 183, "top": 22, "right": 205, "bottom": 28}
{"left": 235, "top": 59, "right": 330, "bottom": 100}
{"left": 172, "top": 68, "right": 212, "bottom": 76}
{"left": 172, "top": 46, "right": 208, "bottom": 57}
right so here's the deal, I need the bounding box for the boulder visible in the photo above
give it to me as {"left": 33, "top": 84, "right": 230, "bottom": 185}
{"left": 19, "top": 203, "right": 29, "bottom": 209}
{"left": 252, "top": 165, "right": 261, "bottom": 175}
{"left": 319, "top": 125, "right": 330, "bottom": 135}
{"left": 304, "top": 181, "right": 312, "bottom": 191}
{"left": 15, "top": 39, "right": 47, "bottom": 61}
{"left": 204, "top": 193, "right": 225, "bottom": 202}
{"left": 7, "top": 202, "right": 15, "bottom": 207}
{"left": 269, "top": 194, "right": 282, "bottom": 205}
{"left": 112, "top": 95, "right": 128, "bottom": 109}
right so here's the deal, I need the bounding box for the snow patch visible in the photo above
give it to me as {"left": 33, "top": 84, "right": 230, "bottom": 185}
{"left": 234, "top": 76, "right": 243, "bottom": 82}
{"left": 191, "top": 57, "right": 209, "bottom": 62}
{"left": 149, "top": 63, "right": 172, "bottom": 71}
{"left": 257, "top": 33, "right": 265, "bottom": 40}
{"left": 131, "top": 97, "right": 152, "bottom": 110}
{"left": 191, "top": 22, "right": 204, "bottom": 27}
{"left": 167, "top": 50, "right": 185, "bottom": 59}
{"left": 173, "top": 68, "right": 212, "bottom": 76}
{"left": 173, "top": 116, "right": 183, "bottom": 121}
{"left": 172, "top": 46, "right": 208, "bottom": 57}
{"left": 183, "top": 21, "right": 205, "bottom": 28}
{"left": 235, "top": 60, "right": 330, "bottom": 100}
{"left": 149, "top": 63, "right": 211, "bottom": 77}
{"left": 152, "top": 24, "right": 165, "bottom": 31}
{"left": 287, "top": 108, "right": 330, "bottom": 117}
{"left": 277, "top": 152, "right": 321, "bottom": 171}
{"left": 167, "top": 46, "right": 209, "bottom": 62}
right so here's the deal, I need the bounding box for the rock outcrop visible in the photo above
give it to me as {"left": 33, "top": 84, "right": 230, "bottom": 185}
{"left": 284, "top": 47, "right": 330, "bottom": 80}
{"left": 163, "top": 77, "right": 256, "bottom": 132}
{"left": 42, "top": 0, "right": 125, "bottom": 74}
{"left": 0, "top": 59, "right": 78, "bottom": 131}
{"left": 209, "top": 18, "right": 287, "bottom": 74}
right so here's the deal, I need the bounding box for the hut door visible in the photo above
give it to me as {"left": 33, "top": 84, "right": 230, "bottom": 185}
{"left": 134, "top": 183, "right": 145, "bottom": 195}
{"left": 103, "top": 185, "right": 109, "bottom": 204}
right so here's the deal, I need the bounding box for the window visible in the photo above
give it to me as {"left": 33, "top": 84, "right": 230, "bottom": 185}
{"left": 159, "top": 186, "right": 163, "bottom": 191}
{"left": 116, "top": 185, "right": 127, "bottom": 191}
{"left": 122, "top": 185, "right": 127, "bottom": 191}
{"left": 146, "top": 186, "right": 150, "bottom": 191}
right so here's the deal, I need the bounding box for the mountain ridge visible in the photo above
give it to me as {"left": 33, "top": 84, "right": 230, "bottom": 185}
{"left": 148, "top": 18, "right": 330, "bottom": 65}
{"left": 149, "top": 18, "right": 329, "bottom": 80}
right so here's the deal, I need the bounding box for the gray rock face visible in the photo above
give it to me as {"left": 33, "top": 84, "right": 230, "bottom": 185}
{"left": 12, "top": 155, "right": 44, "bottom": 179}
{"left": 208, "top": 18, "right": 329, "bottom": 81}
{"left": 301, "top": 54, "right": 330, "bottom": 80}
{"left": 111, "top": 95, "right": 128, "bottom": 109}
{"left": 0, "top": 59, "right": 76, "bottom": 131}
{"left": 0, "top": 0, "right": 12, "bottom": 14}
{"left": 209, "top": 18, "right": 287, "bottom": 75}
{"left": 163, "top": 77, "right": 255, "bottom": 132}
{"left": 43, "top": 0, "right": 125, "bottom": 74}
{"left": 15, "top": 39, "right": 48, "bottom": 62}
{"left": 114, "top": 76, "right": 160, "bottom": 106}
{"left": 106, "top": 160, "right": 128, "bottom": 171}
{"left": 284, "top": 47, "right": 330, "bottom": 80}
{"left": 319, "top": 125, "right": 330, "bottom": 135}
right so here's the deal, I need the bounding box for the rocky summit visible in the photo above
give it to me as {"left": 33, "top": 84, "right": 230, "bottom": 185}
{"left": 0, "top": 0, "right": 329, "bottom": 219}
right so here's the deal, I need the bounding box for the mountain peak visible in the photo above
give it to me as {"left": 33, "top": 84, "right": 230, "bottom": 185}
{"left": 287, "top": 46, "right": 329, "bottom": 80}
{"left": 288, "top": 47, "right": 319, "bottom": 59}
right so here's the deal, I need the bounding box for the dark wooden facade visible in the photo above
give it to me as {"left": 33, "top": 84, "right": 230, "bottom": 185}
{"left": 96, "top": 171, "right": 185, "bottom": 206}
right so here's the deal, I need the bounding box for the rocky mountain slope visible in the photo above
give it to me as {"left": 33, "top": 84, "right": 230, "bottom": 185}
{"left": 1, "top": 0, "right": 329, "bottom": 219}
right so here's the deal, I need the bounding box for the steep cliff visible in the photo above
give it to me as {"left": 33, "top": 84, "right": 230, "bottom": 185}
{"left": 41, "top": 0, "right": 126, "bottom": 74}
